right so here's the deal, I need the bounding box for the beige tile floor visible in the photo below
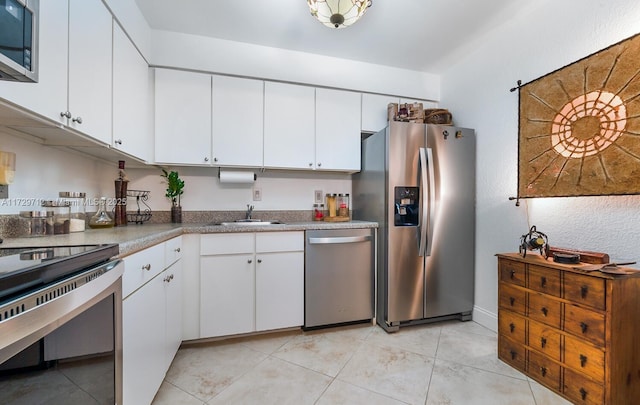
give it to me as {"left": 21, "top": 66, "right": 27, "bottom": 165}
{"left": 152, "top": 320, "right": 572, "bottom": 405}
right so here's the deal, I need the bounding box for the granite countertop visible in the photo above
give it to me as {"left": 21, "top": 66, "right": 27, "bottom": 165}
{"left": 0, "top": 220, "right": 378, "bottom": 257}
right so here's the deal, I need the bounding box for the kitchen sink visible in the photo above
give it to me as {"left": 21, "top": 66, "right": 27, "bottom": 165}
{"left": 216, "top": 219, "right": 284, "bottom": 226}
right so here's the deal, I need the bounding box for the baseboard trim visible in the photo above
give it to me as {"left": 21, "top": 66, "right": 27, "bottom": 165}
{"left": 472, "top": 305, "right": 497, "bottom": 332}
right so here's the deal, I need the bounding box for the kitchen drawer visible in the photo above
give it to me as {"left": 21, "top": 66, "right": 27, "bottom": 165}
{"left": 499, "top": 283, "right": 526, "bottom": 315}
{"left": 528, "top": 350, "right": 561, "bottom": 391}
{"left": 564, "top": 335, "right": 605, "bottom": 381}
{"left": 498, "top": 337, "right": 526, "bottom": 373}
{"left": 564, "top": 272, "right": 605, "bottom": 310}
{"left": 499, "top": 259, "right": 526, "bottom": 287}
{"left": 564, "top": 304, "right": 605, "bottom": 346}
{"left": 528, "top": 319, "right": 561, "bottom": 361}
{"left": 201, "top": 233, "right": 254, "bottom": 255}
{"left": 498, "top": 310, "right": 526, "bottom": 344}
{"left": 528, "top": 265, "right": 560, "bottom": 297}
{"left": 256, "top": 231, "right": 304, "bottom": 253}
{"left": 165, "top": 236, "right": 183, "bottom": 267}
{"left": 528, "top": 292, "right": 561, "bottom": 328}
{"left": 122, "top": 242, "right": 165, "bottom": 298}
{"left": 563, "top": 368, "right": 604, "bottom": 405}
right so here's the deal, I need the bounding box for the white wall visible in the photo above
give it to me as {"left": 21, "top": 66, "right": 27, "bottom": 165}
{"left": 440, "top": 0, "right": 640, "bottom": 331}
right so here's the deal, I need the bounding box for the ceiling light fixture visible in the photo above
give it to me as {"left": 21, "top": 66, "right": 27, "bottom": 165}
{"left": 307, "top": 0, "right": 372, "bottom": 29}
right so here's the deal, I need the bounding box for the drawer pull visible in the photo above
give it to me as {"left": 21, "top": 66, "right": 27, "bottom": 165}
{"left": 175, "top": 247, "right": 181, "bottom": 253}
{"left": 580, "top": 354, "right": 587, "bottom": 367}
{"left": 580, "top": 322, "right": 588, "bottom": 333}
{"left": 540, "top": 276, "right": 547, "bottom": 288}
{"left": 580, "top": 285, "right": 588, "bottom": 298}
{"left": 142, "top": 264, "right": 151, "bottom": 271}
{"left": 510, "top": 269, "right": 515, "bottom": 279}
{"left": 248, "top": 259, "right": 253, "bottom": 264}
{"left": 509, "top": 323, "right": 515, "bottom": 333}
{"left": 541, "top": 307, "right": 548, "bottom": 316}
{"left": 510, "top": 350, "right": 517, "bottom": 360}
{"left": 580, "top": 388, "right": 587, "bottom": 400}
{"left": 540, "top": 366, "right": 547, "bottom": 377}
{"left": 509, "top": 297, "right": 515, "bottom": 306}
{"left": 540, "top": 337, "right": 547, "bottom": 348}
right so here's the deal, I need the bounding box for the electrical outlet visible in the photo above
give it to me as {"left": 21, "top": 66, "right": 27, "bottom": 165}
{"left": 314, "top": 189, "right": 323, "bottom": 203}
{"left": 253, "top": 187, "right": 262, "bottom": 201}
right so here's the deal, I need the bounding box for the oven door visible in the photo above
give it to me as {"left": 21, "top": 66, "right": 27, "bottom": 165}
{"left": 0, "top": 259, "right": 123, "bottom": 404}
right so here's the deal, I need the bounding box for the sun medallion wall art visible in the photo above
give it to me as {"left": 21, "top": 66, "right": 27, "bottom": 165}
{"left": 516, "top": 32, "right": 640, "bottom": 198}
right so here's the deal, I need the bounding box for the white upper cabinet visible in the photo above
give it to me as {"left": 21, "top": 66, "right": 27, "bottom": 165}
{"left": 112, "top": 24, "right": 151, "bottom": 161}
{"left": 212, "top": 76, "right": 264, "bottom": 167}
{"left": 264, "top": 82, "right": 316, "bottom": 170}
{"left": 361, "top": 94, "right": 399, "bottom": 133}
{"left": 0, "top": 0, "right": 68, "bottom": 124}
{"left": 154, "top": 69, "right": 212, "bottom": 165}
{"left": 67, "top": 0, "right": 113, "bottom": 144}
{"left": 315, "top": 88, "right": 361, "bottom": 171}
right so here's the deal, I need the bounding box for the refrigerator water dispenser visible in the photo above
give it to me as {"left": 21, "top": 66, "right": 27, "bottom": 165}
{"left": 394, "top": 186, "right": 419, "bottom": 226}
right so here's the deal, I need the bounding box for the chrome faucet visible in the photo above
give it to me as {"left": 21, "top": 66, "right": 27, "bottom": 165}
{"left": 245, "top": 204, "right": 254, "bottom": 220}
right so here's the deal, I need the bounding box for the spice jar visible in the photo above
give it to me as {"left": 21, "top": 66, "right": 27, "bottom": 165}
{"left": 337, "top": 193, "right": 350, "bottom": 217}
{"left": 313, "top": 203, "right": 324, "bottom": 221}
{"left": 59, "top": 192, "right": 86, "bottom": 232}
{"left": 42, "top": 200, "right": 71, "bottom": 234}
{"left": 89, "top": 197, "right": 115, "bottom": 229}
{"left": 326, "top": 194, "right": 337, "bottom": 217}
{"left": 20, "top": 210, "right": 54, "bottom": 237}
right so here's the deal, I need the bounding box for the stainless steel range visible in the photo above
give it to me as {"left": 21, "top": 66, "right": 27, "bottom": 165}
{"left": 0, "top": 244, "right": 123, "bottom": 404}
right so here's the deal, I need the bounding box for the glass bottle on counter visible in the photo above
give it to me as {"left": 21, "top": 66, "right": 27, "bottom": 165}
{"left": 313, "top": 203, "right": 325, "bottom": 221}
{"left": 337, "top": 193, "right": 350, "bottom": 218}
{"left": 89, "top": 197, "right": 115, "bottom": 229}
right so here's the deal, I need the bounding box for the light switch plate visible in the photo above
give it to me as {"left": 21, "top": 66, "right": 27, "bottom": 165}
{"left": 0, "top": 185, "right": 7, "bottom": 199}
{"left": 253, "top": 187, "right": 262, "bottom": 201}
{"left": 314, "top": 190, "right": 323, "bottom": 203}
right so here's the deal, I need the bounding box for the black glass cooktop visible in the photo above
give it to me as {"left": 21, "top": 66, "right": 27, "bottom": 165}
{"left": 0, "top": 244, "right": 119, "bottom": 302}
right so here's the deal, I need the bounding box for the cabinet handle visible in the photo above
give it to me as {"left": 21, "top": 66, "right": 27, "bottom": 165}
{"left": 204, "top": 157, "right": 209, "bottom": 162}
{"left": 540, "top": 337, "right": 547, "bottom": 348}
{"left": 580, "top": 388, "right": 588, "bottom": 400}
{"left": 174, "top": 247, "right": 181, "bottom": 253}
{"left": 510, "top": 269, "right": 515, "bottom": 279}
{"left": 510, "top": 350, "right": 517, "bottom": 360}
{"left": 580, "top": 322, "right": 588, "bottom": 333}
{"left": 309, "top": 162, "right": 313, "bottom": 167}
{"left": 540, "top": 276, "right": 547, "bottom": 288}
{"left": 60, "top": 111, "right": 71, "bottom": 119}
{"left": 580, "top": 285, "right": 588, "bottom": 299}
{"left": 541, "top": 307, "right": 548, "bottom": 316}
{"left": 247, "top": 259, "right": 252, "bottom": 264}
{"left": 317, "top": 162, "right": 322, "bottom": 167}
{"left": 580, "top": 354, "right": 587, "bottom": 367}
{"left": 163, "top": 274, "right": 174, "bottom": 283}
{"left": 72, "top": 116, "right": 83, "bottom": 124}
{"left": 114, "top": 139, "right": 122, "bottom": 145}
{"left": 509, "top": 323, "right": 515, "bottom": 333}
{"left": 257, "top": 259, "right": 262, "bottom": 263}
{"left": 213, "top": 157, "right": 218, "bottom": 162}
{"left": 540, "top": 366, "right": 547, "bottom": 377}
{"left": 142, "top": 263, "right": 151, "bottom": 271}
{"left": 509, "top": 297, "right": 515, "bottom": 306}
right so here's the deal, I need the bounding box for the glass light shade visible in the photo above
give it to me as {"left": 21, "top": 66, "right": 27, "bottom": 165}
{"left": 308, "top": 0, "right": 372, "bottom": 29}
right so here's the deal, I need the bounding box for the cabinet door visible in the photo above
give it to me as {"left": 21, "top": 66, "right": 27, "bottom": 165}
{"left": 68, "top": 0, "right": 112, "bottom": 144}
{"left": 164, "top": 261, "right": 182, "bottom": 370}
{"left": 212, "top": 76, "right": 264, "bottom": 167}
{"left": 361, "top": 94, "right": 398, "bottom": 133}
{"left": 0, "top": 0, "right": 68, "bottom": 124}
{"left": 255, "top": 251, "right": 304, "bottom": 331}
{"left": 200, "top": 255, "right": 255, "bottom": 337}
{"left": 112, "top": 24, "right": 151, "bottom": 161}
{"left": 315, "top": 88, "right": 362, "bottom": 171}
{"left": 155, "top": 69, "right": 212, "bottom": 165}
{"left": 123, "top": 272, "right": 166, "bottom": 405}
{"left": 264, "top": 82, "right": 315, "bottom": 169}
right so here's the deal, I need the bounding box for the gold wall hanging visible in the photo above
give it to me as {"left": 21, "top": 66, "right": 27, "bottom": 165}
{"left": 517, "top": 32, "right": 640, "bottom": 198}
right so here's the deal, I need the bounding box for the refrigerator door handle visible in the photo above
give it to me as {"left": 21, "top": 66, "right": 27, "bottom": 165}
{"left": 418, "top": 147, "right": 435, "bottom": 257}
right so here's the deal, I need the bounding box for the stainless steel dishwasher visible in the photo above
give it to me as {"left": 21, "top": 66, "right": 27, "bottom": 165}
{"left": 304, "top": 228, "right": 374, "bottom": 328}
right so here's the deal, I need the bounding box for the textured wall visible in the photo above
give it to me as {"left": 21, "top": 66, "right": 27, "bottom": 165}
{"left": 440, "top": 0, "right": 640, "bottom": 330}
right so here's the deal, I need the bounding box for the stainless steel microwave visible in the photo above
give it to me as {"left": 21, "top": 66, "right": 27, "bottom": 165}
{"left": 0, "top": 0, "right": 38, "bottom": 82}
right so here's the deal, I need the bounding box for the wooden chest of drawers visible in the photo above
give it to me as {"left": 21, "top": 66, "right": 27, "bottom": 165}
{"left": 497, "top": 253, "right": 640, "bottom": 405}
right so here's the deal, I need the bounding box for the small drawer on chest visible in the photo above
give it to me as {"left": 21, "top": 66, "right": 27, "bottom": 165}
{"left": 528, "top": 292, "right": 562, "bottom": 328}
{"left": 563, "top": 368, "right": 604, "bottom": 405}
{"left": 499, "top": 259, "right": 526, "bottom": 286}
{"left": 498, "top": 337, "right": 526, "bottom": 373}
{"left": 528, "top": 265, "right": 561, "bottom": 297}
{"left": 564, "top": 335, "right": 605, "bottom": 381}
{"left": 499, "top": 283, "right": 526, "bottom": 315}
{"left": 564, "top": 273, "right": 606, "bottom": 310}
{"left": 528, "top": 350, "right": 561, "bottom": 391}
{"left": 498, "top": 310, "right": 526, "bottom": 343}
{"left": 564, "top": 304, "right": 605, "bottom": 346}
{"left": 528, "top": 319, "right": 561, "bottom": 361}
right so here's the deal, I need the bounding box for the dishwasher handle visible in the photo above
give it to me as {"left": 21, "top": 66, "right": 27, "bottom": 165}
{"left": 308, "top": 235, "right": 372, "bottom": 245}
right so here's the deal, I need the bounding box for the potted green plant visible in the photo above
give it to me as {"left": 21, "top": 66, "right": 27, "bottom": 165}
{"left": 161, "top": 169, "right": 185, "bottom": 223}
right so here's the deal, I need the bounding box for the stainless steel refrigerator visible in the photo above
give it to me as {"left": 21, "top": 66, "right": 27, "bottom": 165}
{"left": 353, "top": 121, "right": 475, "bottom": 332}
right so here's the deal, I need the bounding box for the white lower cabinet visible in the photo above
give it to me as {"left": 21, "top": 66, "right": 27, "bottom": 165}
{"left": 122, "top": 236, "right": 182, "bottom": 405}
{"left": 200, "top": 232, "right": 304, "bottom": 338}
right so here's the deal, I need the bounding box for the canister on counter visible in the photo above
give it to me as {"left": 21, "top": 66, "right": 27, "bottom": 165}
{"left": 59, "top": 191, "right": 86, "bottom": 232}
{"left": 19, "top": 210, "right": 54, "bottom": 237}
{"left": 313, "top": 203, "right": 325, "bottom": 221}
{"left": 42, "top": 200, "right": 71, "bottom": 234}
{"left": 326, "top": 193, "right": 337, "bottom": 217}
{"left": 337, "top": 193, "right": 350, "bottom": 218}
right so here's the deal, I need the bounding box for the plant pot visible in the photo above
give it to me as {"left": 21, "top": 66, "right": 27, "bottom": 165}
{"left": 171, "top": 206, "right": 182, "bottom": 223}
